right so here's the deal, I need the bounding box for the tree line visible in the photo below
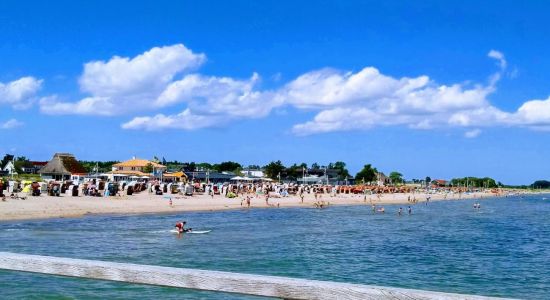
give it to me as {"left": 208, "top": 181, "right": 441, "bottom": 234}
{"left": 10, "top": 154, "right": 547, "bottom": 189}
{"left": 449, "top": 177, "right": 500, "bottom": 188}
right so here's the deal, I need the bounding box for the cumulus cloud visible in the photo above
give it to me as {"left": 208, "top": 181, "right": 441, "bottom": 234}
{"left": 0, "top": 77, "right": 43, "bottom": 109}
{"left": 121, "top": 109, "right": 224, "bottom": 131}
{"left": 290, "top": 50, "right": 550, "bottom": 135}
{"left": 513, "top": 97, "right": 550, "bottom": 126}
{"left": 123, "top": 71, "right": 285, "bottom": 130}
{"left": 40, "top": 44, "right": 205, "bottom": 115}
{"left": 289, "top": 66, "right": 498, "bottom": 134}
{"left": 33, "top": 44, "right": 550, "bottom": 135}
{"left": 0, "top": 118, "right": 24, "bottom": 129}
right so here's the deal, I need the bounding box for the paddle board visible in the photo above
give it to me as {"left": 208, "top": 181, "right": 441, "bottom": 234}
{"left": 170, "top": 229, "right": 211, "bottom": 234}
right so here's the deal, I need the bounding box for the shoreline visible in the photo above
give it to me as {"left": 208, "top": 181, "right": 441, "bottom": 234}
{"left": 0, "top": 190, "right": 544, "bottom": 222}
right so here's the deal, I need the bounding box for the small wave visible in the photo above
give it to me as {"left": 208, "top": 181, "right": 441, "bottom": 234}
{"left": 145, "top": 230, "right": 172, "bottom": 234}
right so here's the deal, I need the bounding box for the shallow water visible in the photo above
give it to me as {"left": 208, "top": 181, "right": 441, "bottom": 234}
{"left": 1, "top": 195, "right": 549, "bottom": 299}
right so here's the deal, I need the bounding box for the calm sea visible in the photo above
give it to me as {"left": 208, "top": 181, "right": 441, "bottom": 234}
{"left": 1, "top": 195, "right": 549, "bottom": 299}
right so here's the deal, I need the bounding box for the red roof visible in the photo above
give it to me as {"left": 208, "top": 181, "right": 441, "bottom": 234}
{"left": 30, "top": 161, "right": 48, "bottom": 166}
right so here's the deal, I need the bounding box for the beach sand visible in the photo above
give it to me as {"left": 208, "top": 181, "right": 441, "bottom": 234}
{"left": 0, "top": 190, "right": 500, "bottom": 221}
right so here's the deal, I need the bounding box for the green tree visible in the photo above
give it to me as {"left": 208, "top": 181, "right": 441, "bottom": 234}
{"left": 531, "top": 180, "right": 550, "bottom": 189}
{"left": 389, "top": 171, "right": 404, "bottom": 185}
{"left": 450, "top": 177, "right": 498, "bottom": 188}
{"left": 13, "top": 156, "right": 32, "bottom": 173}
{"left": 1, "top": 154, "right": 14, "bottom": 169}
{"left": 79, "top": 161, "right": 119, "bottom": 173}
{"left": 195, "top": 162, "right": 212, "bottom": 171}
{"left": 143, "top": 163, "right": 154, "bottom": 173}
{"left": 264, "top": 160, "right": 285, "bottom": 180}
{"left": 356, "top": 164, "right": 377, "bottom": 184}
{"left": 332, "top": 161, "right": 350, "bottom": 180}
{"left": 285, "top": 163, "right": 300, "bottom": 180}
{"left": 216, "top": 161, "right": 242, "bottom": 173}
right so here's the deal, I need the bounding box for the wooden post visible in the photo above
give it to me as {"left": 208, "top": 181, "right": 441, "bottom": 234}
{"left": 0, "top": 252, "right": 514, "bottom": 300}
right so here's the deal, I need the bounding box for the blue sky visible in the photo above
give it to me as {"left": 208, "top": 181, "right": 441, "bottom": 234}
{"left": 1, "top": 1, "right": 549, "bottom": 184}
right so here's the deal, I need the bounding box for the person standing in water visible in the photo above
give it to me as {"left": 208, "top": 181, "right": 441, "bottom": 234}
{"left": 408, "top": 206, "right": 412, "bottom": 215}
{"left": 398, "top": 207, "right": 403, "bottom": 216}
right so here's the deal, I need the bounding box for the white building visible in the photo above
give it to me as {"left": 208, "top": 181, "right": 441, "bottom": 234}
{"left": 242, "top": 169, "right": 264, "bottom": 178}
{"left": 2, "top": 161, "right": 17, "bottom": 175}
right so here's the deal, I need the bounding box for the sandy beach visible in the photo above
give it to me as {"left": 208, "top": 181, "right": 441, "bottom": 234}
{"left": 0, "top": 190, "right": 501, "bottom": 221}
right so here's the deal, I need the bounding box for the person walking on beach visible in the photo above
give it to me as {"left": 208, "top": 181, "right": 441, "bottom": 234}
{"left": 246, "top": 196, "right": 251, "bottom": 208}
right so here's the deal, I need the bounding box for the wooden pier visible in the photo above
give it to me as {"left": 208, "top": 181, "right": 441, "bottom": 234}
{"left": 0, "top": 252, "right": 515, "bottom": 300}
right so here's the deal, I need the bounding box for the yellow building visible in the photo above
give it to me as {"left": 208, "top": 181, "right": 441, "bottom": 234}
{"left": 112, "top": 157, "right": 166, "bottom": 174}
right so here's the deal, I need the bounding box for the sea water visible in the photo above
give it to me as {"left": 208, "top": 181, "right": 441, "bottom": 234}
{"left": 0, "top": 195, "right": 549, "bottom": 299}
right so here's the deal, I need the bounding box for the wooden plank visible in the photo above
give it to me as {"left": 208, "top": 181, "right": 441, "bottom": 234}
{"left": 0, "top": 252, "right": 514, "bottom": 300}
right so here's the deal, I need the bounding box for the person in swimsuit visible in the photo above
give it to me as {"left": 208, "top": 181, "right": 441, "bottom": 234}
{"left": 175, "top": 221, "right": 192, "bottom": 233}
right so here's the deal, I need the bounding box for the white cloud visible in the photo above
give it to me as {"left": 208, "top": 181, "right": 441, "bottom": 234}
{"left": 0, "top": 77, "right": 43, "bottom": 109}
{"left": 40, "top": 44, "right": 205, "bottom": 115}
{"left": 290, "top": 50, "right": 550, "bottom": 135}
{"left": 121, "top": 109, "right": 223, "bottom": 131}
{"left": 33, "top": 45, "right": 550, "bottom": 135}
{"left": 464, "top": 129, "right": 481, "bottom": 138}
{"left": 1, "top": 118, "right": 24, "bottom": 129}
{"left": 80, "top": 44, "right": 204, "bottom": 96}
{"left": 289, "top": 66, "right": 498, "bottom": 135}
{"left": 123, "top": 72, "right": 284, "bottom": 130}
{"left": 156, "top": 73, "right": 282, "bottom": 116}
{"left": 513, "top": 97, "right": 550, "bottom": 127}
{"left": 488, "top": 50, "right": 507, "bottom": 70}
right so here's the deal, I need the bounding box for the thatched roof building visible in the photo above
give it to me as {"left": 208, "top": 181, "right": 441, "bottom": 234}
{"left": 39, "top": 153, "right": 87, "bottom": 180}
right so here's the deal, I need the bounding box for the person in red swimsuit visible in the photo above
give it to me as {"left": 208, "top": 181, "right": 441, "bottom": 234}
{"left": 175, "top": 221, "right": 192, "bottom": 233}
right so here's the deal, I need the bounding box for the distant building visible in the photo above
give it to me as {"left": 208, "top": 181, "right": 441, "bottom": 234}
{"left": 39, "top": 153, "right": 87, "bottom": 181}
{"left": 432, "top": 179, "right": 448, "bottom": 187}
{"left": 112, "top": 157, "right": 166, "bottom": 176}
{"left": 184, "top": 171, "right": 234, "bottom": 184}
{"left": 2, "top": 161, "right": 17, "bottom": 175}
{"left": 376, "top": 172, "right": 389, "bottom": 186}
{"left": 294, "top": 168, "right": 353, "bottom": 185}
{"left": 21, "top": 161, "right": 48, "bottom": 174}
{"left": 241, "top": 168, "right": 264, "bottom": 178}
